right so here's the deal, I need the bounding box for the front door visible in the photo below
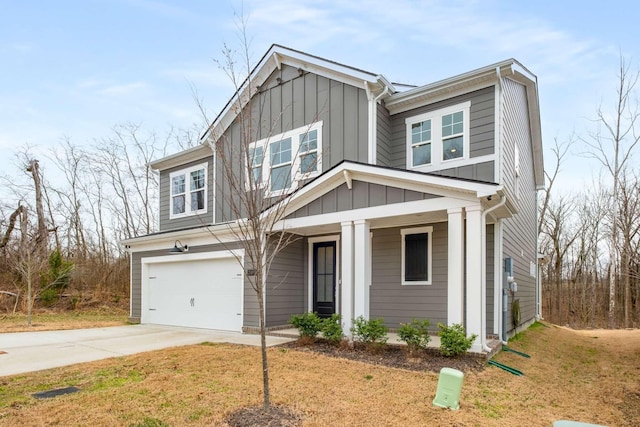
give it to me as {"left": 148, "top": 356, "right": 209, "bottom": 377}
{"left": 313, "top": 241, "right": 336, "bottom": 318}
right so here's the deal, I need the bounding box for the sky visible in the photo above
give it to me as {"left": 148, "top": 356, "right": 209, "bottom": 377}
{"left": 2, "top": 0, "right": 639, "bottom": 196}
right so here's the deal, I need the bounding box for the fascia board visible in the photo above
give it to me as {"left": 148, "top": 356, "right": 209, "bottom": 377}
{"left": 277, "top": 162, "right": 500, "bottom": 217}
{"left": 149, "top": 144, "right": 212, "bottom": 171}
{"left": 121, "top": 222, "right": 242, "bottom": 248}
{"left": 385, "top": 59, "right": 516, "bottom": 115}
{"left": 201, "top": 45, "right": 385, "bottom": 145}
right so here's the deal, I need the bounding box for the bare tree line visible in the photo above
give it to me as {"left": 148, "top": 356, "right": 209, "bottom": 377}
{"left": 0, "top": 123, "right": 198, "bottom": 313}
{"left": 540, "top": 58, "right": 640, "bottom": 328}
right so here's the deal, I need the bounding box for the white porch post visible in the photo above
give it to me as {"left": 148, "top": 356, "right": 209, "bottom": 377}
{"left": 447, "top": 208, "right": 464, "bottom": 325}
{"left": 341, "top": 221, "right": 355, "bottom": 337}
{"left": 353, "top": 220, "right": 371, "bottom": 320}
{"left": 465, "top": 205, "right": 483, "bottom": 352}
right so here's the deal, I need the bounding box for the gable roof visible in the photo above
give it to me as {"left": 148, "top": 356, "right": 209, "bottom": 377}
{"left": 199, "top": 44, "right": 394, "bottom": 146}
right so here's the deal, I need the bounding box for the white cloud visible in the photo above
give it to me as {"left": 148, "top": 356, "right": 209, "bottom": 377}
{"left": 97, "top": 81, "right": 148, "bottom": 96}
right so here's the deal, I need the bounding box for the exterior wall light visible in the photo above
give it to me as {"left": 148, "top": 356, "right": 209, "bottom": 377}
{"left": 169, "top": 240, "right": 189, "bottom": 254}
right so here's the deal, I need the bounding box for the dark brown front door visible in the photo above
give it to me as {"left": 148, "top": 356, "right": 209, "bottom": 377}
{"left": 313, "top": 241, "right": 336, "bottom": 318}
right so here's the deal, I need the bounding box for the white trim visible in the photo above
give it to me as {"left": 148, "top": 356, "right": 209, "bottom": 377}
{"left": 169, "top": 163, "right": 208, "bottom": 219}
{"left": 341, "top": 222, "right": 354, "bottom": 336}
{"left": 353, "top": 220, "right": 371, "bottom": 319}
{"left": 400, "top": 226, "right": 433, "bottom": 286}
{"left": 447, "top": 208, "right": 464, "bottom": 324}
{"left": 465, "top": 205, "right": 483, "bottom": 352}
{"left": 406, "top": 101, "right": 471, "bottom": 171}
{"left": 250, "top": 121, "right": 323, "bottom": 197}
{"left": 307, "top": 235, "right": 340, "bottom": 314}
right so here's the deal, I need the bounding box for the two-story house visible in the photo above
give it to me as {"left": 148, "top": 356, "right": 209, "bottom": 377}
{"left": 123, "top": 44, "right": 543, "bottom": 353}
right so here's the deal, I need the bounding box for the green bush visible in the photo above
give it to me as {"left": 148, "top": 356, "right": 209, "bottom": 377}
{"left": 351, "top": 316, "right": 388, "bottom": 345}
{"left": 289, "top": 312, "right": 323, "bottom": 338}
{"left": 322, "top": 314, "right": 343, "bottom": 343}
{"left": 437, "top": 323, "right": 477, "bottom": 357}
{"left": 398, "top": 318, "right": 431, "bottom": 353}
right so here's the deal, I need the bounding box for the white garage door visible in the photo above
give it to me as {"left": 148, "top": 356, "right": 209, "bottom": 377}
{"left": 142, "top": 255, "right": 243, "bottom": 331}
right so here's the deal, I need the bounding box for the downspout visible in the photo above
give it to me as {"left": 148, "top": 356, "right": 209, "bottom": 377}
{"left": 366, "top": 82, "right": 392, "bottom": 165}
{"left": 481, "top": 195, "right": 506, "bottom": 352}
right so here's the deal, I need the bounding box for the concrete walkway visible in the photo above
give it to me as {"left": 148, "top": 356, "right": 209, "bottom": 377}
{"left": 0, "top": 324, "right": 295, "bottom": 377}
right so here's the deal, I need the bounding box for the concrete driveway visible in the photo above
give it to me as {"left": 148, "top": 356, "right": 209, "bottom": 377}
{"left": 0, "top": 324, "right": 295, "bottom": 377}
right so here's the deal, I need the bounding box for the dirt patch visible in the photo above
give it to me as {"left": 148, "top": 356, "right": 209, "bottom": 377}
{"left": 225, "top": 405, "right": 302, "bottom": 427}
{"left": 281, "top": 339, "right": 486, "bottom": 373}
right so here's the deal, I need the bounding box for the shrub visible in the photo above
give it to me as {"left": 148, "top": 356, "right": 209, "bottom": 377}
{"left": 398, "top": 318, "right": 431, "bottom": 353}
{"left": 322, "top": 314, "right": 343, "bottom": 344}
{"left": 437, "top": 323, "right": 477, "bottom": 357}
{"left": 351, "top": 316, "right": 388, "bottom": 346}
{"left": 289, "top": 312, "right": 323, "bottom": 338}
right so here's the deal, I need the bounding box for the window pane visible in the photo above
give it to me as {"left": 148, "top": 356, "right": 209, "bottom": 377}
{"left": 300, "top": 129, "right": 317, "bottom": 152}
{"left": 405, "top": 233, "right": 428, "bottom": 281}
{"left": 412, "top": 143, "right": 431, "bottom": 166}
{"left": 190, "top": 189, "right": 205, "bottom": 211}
{"left": 412, "top": 120, "right": 431, "bottom": 144}
{"left": 250, "top": 146, "right": 263, "bottom": 167}
{"left": 190, "top": 169, "right": 205, "bottom": 190}
{"left": 252, "top": 166, "right": 262, "bottom": 185}
{"left": 443, "top": 136, "right": 464, "bottom": 160}
{"left": 271, "top": 138, "right": 292, "bottom": 165}
{"left": 172, "top": 175, "right": 185, "bottom": 194}
{"left": 172, "top": 195, "right": 185, "bottom": 215}
{"left": 271, "top": 164, "right": 291, "bottom": 191}
{"left": 301, "top": 152, "right": 317, "bottom": 174}
{"left": 442, "top": 111, "right": 463, "bottom": 137}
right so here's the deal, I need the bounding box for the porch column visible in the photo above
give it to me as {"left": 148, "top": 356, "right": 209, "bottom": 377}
{"left": 447, "top": 208, "right": 464, "bottom": 325}
{"left": 465, "top": 205, "right": 483, "bottom": 352}
{"left": 341, "top": 221, "right": 354, "bottom": 337}
{"left": 353, "top": 220, "right": 371, "bottom": 320}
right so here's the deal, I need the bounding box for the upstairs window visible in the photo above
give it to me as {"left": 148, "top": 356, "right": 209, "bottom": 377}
{"left": 170, "top": 163, "right": 207, "bottom": 219}
{"left": 406, "top": 101, "right": 470, "bottom": 170}
{"left": 248, "top": 121, "right": 323, "bottom": 195}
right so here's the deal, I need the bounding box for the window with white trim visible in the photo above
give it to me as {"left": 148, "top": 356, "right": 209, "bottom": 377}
{"left": 401, "top": 226, "right": 433, "bottom": 285}
{"left": 249, "top": 121, "right": 323, "bottom": 195}
{"left": 169, "top": 163, "right": 207, "bottom": 218}
{"left": 406, "top": 101, "right": 470, "bottom": 170}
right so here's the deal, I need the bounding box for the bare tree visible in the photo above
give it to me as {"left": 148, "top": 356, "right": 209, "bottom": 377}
{"left": 581, "top": 56, "right": 640, "bottom": 328}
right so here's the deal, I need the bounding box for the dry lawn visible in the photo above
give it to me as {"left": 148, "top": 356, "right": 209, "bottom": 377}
{"left": 0, "top": 323, "right": 638, "bottom": 426}
{"left": 0, "top": 308, "right": 129, "bottom": 333}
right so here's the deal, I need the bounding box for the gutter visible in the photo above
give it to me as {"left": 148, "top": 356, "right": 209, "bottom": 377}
{"left": 481, "top": 195, "right": 507, "bottom": 352}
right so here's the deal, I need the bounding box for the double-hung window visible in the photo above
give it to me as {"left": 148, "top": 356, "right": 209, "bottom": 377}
{"left": 248, "top": 121, "right": 323, "bottom": 195}
{"left": 401, "top": 226, "right": 433, "bottom": 285}
{"left": 406, "top": 101, "right": 470, "bottom": 170}
{"left": 169, "top": 163, "right": 207, "bottom": 218}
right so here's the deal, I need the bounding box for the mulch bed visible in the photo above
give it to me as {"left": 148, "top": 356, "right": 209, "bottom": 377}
{"left": 225, "top": 405, "right": 303, "bottom": 427}
{"left": 280, "top": 338, "right": 487, "bottom": 373}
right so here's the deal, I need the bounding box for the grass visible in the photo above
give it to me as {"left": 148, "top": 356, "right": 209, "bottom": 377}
{"left": 0, "top": 321, "right": 638, "bottom": 426}
{"left": 0, "top": 308, "right": 129, "bottom": 333}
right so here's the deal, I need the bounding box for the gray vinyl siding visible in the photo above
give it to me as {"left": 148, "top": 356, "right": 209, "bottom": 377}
{"left": 159, "top": 157, "right": 214, "bottom": 231}
{"left": 388, "top": 86, "right": 496, "bottom": 182}
{"left": 501, "top": 78, "right": 538, "bottom": 333}
{"left": 370, "top": 224, "right": 448, "bottom": 329}
{"left": 287, "top": 181, "right": 441, "bottom": 219}
{"left": 265, "top": 238, "right": 305, "bottom": 327}
{"left": 213, "top": 65, "right": 369, "bottom": 224}
{"left": 129, "top": 242, "right": 253, "bottom": 323}
{"left": 376, "top": 102, "right": 393, "bottom": 166}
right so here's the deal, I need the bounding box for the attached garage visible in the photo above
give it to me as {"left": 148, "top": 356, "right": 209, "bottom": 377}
{"left": 141, "top": 251, "right": 244, "bottom": 331}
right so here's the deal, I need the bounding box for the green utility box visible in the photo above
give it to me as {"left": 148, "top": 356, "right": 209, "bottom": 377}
{"left": 432, "top": 367, "right": 464, "bottom": 410}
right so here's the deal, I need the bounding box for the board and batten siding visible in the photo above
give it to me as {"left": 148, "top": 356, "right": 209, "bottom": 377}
{"left": 387, "top": 86, "right": 496, "bottom": 183}
{"left": 370, "top": 224, "right": 448, "bottom": 329}
{"left": 376, "top": 102, "right": 393, "bottom": 166}
{"left": 159, "top": 156, "right": 214, "bottom": 232}
{"left": 129, "top": 242, "right": 255, "bottom": 324}
{"left": 500, "top": 78, "right": 538, "bottom": 333}
{"left": 214, "top": 64, "right": 370, "bottom": 224}
{"left": 265, "top": 238, "right": 305, "bottom": 327}
{"left": 287, "top": 181, "right": 441, "bottom": 219}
